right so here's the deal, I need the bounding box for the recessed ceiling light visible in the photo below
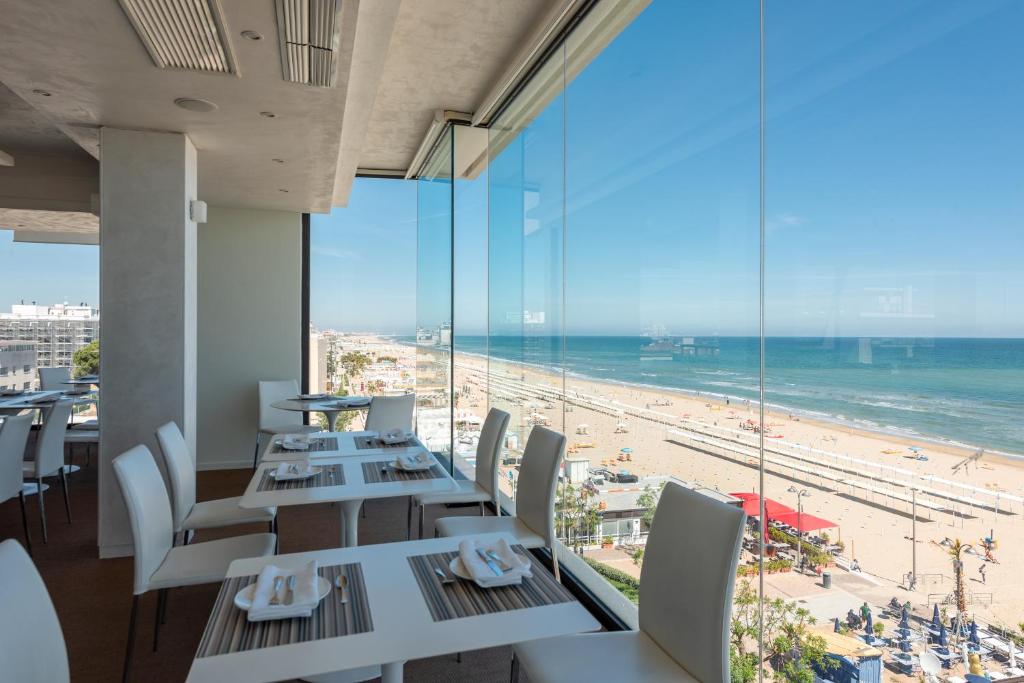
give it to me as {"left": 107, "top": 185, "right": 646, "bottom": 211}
{"left": 174, "top": 97, "right": 218, "bottom": 113}
{"left": 32, "top": 89, "right": 52, "bottom": 97}
{"left": 259, "top": 111, "right": 276, "bottom": 118}
{"left": 241, "top": 29, "right": 263, "bottom": 40}
{"left": 272, "top": 158, "right": 285, "bottom": 164}
{"left": 279, "top": 188, "right": 289, "bottom": 193}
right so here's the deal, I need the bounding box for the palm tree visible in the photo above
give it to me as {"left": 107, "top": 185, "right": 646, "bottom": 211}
{"left": 947, "top": 539, "right": 972, "bottom": 629}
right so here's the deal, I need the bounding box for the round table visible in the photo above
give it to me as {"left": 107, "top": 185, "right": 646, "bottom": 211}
{"left": 270, "top": 396, "right": 370, "bottom": 432}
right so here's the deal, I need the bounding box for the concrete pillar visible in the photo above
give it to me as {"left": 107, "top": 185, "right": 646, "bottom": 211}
{"left": 98, "top": 129, "right": 197, "bottom": 558}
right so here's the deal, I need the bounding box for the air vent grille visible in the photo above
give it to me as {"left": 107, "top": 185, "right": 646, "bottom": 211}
{"left": 275, "top": 0, "right": 342, "bottom": 87}
{"left": 119, "top": 0, "right": 237, "bottom": 74}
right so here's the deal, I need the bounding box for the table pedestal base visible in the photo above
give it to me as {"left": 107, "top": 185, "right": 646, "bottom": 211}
{"left": 302, "top": 662, "right": 404, "bottom": 683}
{"left": 339, "top": 499, "right": 363, "bottom": 547}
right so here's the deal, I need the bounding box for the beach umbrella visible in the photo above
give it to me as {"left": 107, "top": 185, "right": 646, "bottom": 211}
{"left": 931, "top": 603, "right": 941, "bottom": 628}
{"left": 969, "top": 620, "right": 980, "bottom": 646}
{"left": 899, "top": 638, "right": 912, "bottom": 653}
{"left": 939, "top": 622, "right": 949, "bottom": 647}
{"left": 864, "top": 611, "right": 874, "bottom": 636}
{"left": 834, "top": 617, "right": 841, "bottom": 633}
{"left": 620, "top": 447, "right": 633, "bottom": 453}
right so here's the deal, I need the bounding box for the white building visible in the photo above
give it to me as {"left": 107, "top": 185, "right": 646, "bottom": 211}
{"left": 0, "top": 340, "right": 36, "bottom": 391}
{"left": 0, "top": 302, "right": 99, "bottom": 370}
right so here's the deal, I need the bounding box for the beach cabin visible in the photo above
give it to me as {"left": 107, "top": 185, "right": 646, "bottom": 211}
{"left": 811, "top": 630, "right": 883, "bottom": 683}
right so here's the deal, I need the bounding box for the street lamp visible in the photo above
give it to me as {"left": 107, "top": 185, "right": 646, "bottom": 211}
{"left": 787, "top": 486, "right": 810, "bottom": 572}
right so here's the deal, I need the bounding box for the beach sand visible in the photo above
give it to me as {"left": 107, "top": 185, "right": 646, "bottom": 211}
{"left": 451, "top": 353, "right": 1024, "bottom": 631}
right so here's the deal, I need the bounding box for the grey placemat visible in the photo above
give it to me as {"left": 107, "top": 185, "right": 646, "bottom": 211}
{"left": 256, "top": 464, "right": 345, "bottom": 491}
{"left": 408, "top": 547, "right": 575, "bottom": 622}
{"left": 196, "top": 563, "right": 372, "bottom": 658}
{"left": 269, "top": 436, "right": 339, "bottom": 455}
{"left": 361, "top": 460, "right": 445, "bottom": 483}
{"left": 354, "top": 435, "right": 415, "bottom": 450}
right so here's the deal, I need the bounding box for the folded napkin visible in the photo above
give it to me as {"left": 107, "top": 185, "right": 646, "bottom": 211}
{"left": 381, "top": 427, "right": 412, "bottom": 444}
{"left": 395, "top": 450, "right": 431, "bottom": 470}
{"left": 274, "top": 461, "right": 315, "bottom": 480}
{"left": 247, "top": 560, "right": 320, "bottom": 621}
{"left": 458, "top": 538, "right": 532, "bottom": 588}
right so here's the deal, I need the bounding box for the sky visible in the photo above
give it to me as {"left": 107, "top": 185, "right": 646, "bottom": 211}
{"left": 0, "top": 231, "right": 98, "bottom": 311}
{"left": 6, "top": 1, "right": 1022, "bottom": 338}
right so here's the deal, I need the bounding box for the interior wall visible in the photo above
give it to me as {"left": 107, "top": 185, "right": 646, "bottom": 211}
{"left": 197, "top": 206, "right": 301, "bottom": 469}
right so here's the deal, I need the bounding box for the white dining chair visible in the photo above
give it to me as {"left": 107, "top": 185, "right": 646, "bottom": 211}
{"left": 22, "top": 399, "right": 74, "bottom": 542}
{"left": 0, "top": 414, "right": 35, "bottom": 554}
{"left": 512, "top": 481, "right": 747, "bottom": 683}
{"left": 37, "top": 367, "right": 70, "bottom": 391}
{"left": 364, "top": 393, "right": 416, "bottom": 433}
{"left": 113, "top": 445, "right": 276, "bottom": 682}
{"left": 411, "top": 408, "right": 509, "bottom": 539}
{"left": 435, "top": 425, "right": 565, "bottom": 580}
{"left": 156, "top": 421, "right": 276, "bottom": 544}
{"left": 254, "top": 379, "right": 320, "bottom": 467}
{"left": 0, "top": 539, "right": 70, "bottom": 682}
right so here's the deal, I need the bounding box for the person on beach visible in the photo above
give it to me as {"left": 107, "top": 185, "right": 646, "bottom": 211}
{"left": 979, "top": 564, "right": 987, "bottom": 584}
{"left": 859, "top": 602, "right": 871, "bottom": 623}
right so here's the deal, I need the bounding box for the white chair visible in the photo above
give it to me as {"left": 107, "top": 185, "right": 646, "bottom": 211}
{"left": 156, "top": 421, "right": 276, "bottom": 543}
{"left": 254, "top": 379, "right": 319, "bottom": 467}
{"left": 411, "top": 408, "right": 510, "bottom": 539}
{"left": 365, "top": 393, "right": 416, "bottom": 433}
{"left": 512, "top": 481, "right": 747, "bottom": 683}
{"left": 0, "top": 414, "right": 35, "bottom": 554}
{"left": 22, "top": 399, "right": 74, "bottom": 542}
{"left": 435, "top": 425, "right": 565, "bottom": 580}
{"left": 37, "top": 367, "right": 70, "bottom": 391}
{"left": 113, "top": 445, "right": 276, "bottom": 682}
{"left": 0, "top": 539, "right": 70, "bottom": 682}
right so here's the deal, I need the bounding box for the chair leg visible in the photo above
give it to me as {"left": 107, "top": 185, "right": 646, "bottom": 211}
{"left": 406, "top": 497, "right": 413, "bottom": 540}
{"left": 153, "top": 589, "right": 167, "bottom": 651}
{"left": 510, "top": 652, "right": 520, "bottom": 683}
{"left": 37, "top": 477, "right": 48, "bottom": 543}
{"left": 19, "top": 491, "right": 33, "bottom": 555}
{"left": 123, "top": 594, "right": 140, "bottom": 683}
{"left": 86, "top": 444, "right": 92, "bottom": 468}
{"left": 479, "top": 502, "right": 485, "bottom": 516}
{"left": 253, "top": 437, "right": 260, "bottom": 470}
{"left": 160, "top": 588, "right": 170, "bottom": 625}
{"left": 419, "top": 504, "right": 425, "bottom": 540}
{"left": 456, "top": 651, "right": 462, "bottom": 664}
{"left": 60, "top": 466, "right": 73, "bottom": 524}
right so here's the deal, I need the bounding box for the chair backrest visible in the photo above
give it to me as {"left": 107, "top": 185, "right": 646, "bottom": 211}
{"left": 0, "top": 539, "right": 70, "bottom": 682}
{"left": 37, "top": 367, "right": 70, "bottom": 391}
{"left": 365, "top": 393, "right": 415, "bottom": 433}
{"left": 514, "top": 426, "right": 565, "bottom": 548}
{"left": 638, "top": 481, "right": 746, "bottom": 683}
{"left": 31, "top": 399, "right": 73, "bottom": 478}
{"left": 258, "top": 379, "right": 302, "bottom": 431}
{"left": 474, "top": 408, "right": 510, "bottom": 502}
{"left": 112, "top": 445, "right": 174, "bottom": 595}
{"left": 0, "top": 415, "right": 33, "bottom": 502}
{"left": 155, "top": 422, "right": 195, "bottom": 533}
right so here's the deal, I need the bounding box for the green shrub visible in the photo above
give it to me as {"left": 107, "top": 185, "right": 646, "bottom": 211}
{"left": 583, "top": 556, "right": 639, "bottom": 604}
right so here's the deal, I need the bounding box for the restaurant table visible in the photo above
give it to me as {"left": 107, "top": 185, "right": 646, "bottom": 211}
{"left": 185, "top": 532, "right": 600, "bottom": 683}
{"left": 0, "top": 390, "right": 64, "bottom": 414}
{"left": 271, "top": 396, "right": 371, "bottom": 433}
{"left": 259, "top": 430, "right": 426, "bottom": 463}
{"left": 241, "top": 448, "right": 458, "bottom": 547}
{"left": 62, "top": 375, "right": 99, "bottom": 387}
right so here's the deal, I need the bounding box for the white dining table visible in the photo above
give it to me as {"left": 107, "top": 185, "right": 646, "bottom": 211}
{"left": 185, "top": 533, "right": 600, "bottom": 683}
{"left": 259, "top": 430, "right": 424, "bottom": 463}
{"left": 0, "top": 390, "right": 64, "bottom": 414}
{"left": 270, "top": 396, "right": 370, "bottom": 433}
{"left": 241, "top": 443, "right": 459, "bottom": 548}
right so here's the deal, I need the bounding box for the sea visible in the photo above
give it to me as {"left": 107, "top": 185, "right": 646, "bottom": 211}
{"left": 428, "top": 335, "right": 1024, "bottom": 458}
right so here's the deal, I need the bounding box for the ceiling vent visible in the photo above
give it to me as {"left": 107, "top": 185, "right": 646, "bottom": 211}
{"left": 275, "top": 0, "right": 342, "bottom": 87}
{"left": 118, "top": 0, "right": 237, "bottom": 74}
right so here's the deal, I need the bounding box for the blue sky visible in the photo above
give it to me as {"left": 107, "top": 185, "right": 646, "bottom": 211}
{"left": 5, "top": 1, "right": 1022, "bottom": 338}
{"left": 0, "top": 232, "right": 98, "bottom": 311}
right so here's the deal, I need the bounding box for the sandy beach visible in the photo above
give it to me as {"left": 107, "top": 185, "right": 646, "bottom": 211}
{"left": 449, "top": 352, "right": 1024, "bottom": 632}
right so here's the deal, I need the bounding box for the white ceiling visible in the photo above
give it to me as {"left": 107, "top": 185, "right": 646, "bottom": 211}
{"left": 0, "top": 0, "right": 556, "bottom": 217}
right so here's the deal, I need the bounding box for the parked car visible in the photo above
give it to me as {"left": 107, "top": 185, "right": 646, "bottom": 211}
{"left": 616, "top": 469, "right": 639, "bottom": 483}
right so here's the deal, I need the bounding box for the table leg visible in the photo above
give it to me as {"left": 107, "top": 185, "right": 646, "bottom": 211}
{"left": 303, "top": 664, "right": 383, "bottom": 682}
{"left": 322, "top": 410, "right": 341, "bottom": 432}
{"left": 339, "top": 499, "right": 363, "bottom": 548}
{"left": 382, "top": 662, "right": 405, "bottom": 683}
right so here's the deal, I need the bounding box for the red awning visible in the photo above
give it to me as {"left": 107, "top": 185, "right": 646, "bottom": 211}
{"left": 769, "top": 511, "right": 838, "bottom": 533}
{"left": 729, "top": 492, "right": 795, "bottom": 518}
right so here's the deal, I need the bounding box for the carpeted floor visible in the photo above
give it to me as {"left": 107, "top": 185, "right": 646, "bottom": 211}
{"left": 0, "top": 450, "right": 528, "bottom": 682}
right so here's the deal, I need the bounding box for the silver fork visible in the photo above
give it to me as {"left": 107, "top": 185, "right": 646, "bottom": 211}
{"left": 284, "top": 575, "right": 297, "bottom": 605}
{"left": 269, "top": 576, "right": 284, "bottom": 605}
{"left": 433, "top": 566, "right": 455, "bottom": 585}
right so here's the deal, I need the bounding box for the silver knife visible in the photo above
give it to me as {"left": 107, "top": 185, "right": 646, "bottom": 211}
{"left": 476, "top": 548, "right": 503, "bottom": 576}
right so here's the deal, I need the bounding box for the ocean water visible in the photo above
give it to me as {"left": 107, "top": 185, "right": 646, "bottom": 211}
{"left": 443, "top": 335, "right": 1024, "bottom": 457}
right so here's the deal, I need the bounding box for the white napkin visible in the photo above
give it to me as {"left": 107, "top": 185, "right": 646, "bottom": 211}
{"left": 279, "top": 433, "right": 311, "bottom": 450}
{"left": 381, "top": 427, "right": 411, "bottom": 444}
{"left": 458, "top": 538, "right": 532, "bottom": 588}
{"left": 274, "top": 461, "right": 315, "bottom": 480}
{"left": 395, "top": 450, "right": 431, "bottom": 471}
{"left": 247, "top": 560, "right": 320, "bottom": 621}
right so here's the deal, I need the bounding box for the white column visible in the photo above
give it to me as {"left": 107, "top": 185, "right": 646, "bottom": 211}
{"left": 98, "top": 128, "right": 197, "bottom": 558}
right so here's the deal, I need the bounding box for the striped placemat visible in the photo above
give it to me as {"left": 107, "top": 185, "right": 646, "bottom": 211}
{"left": 196, "top": 563, "right": 372, "bottom": 658}
{"left": 354, "top": 435, "right": 417, "bottom": 450}
{"left": 256, "top": 464, "right": 345, "bottom": 492}
{"left": 361, "top": 460, "right": 445, "bottom": 484}
{"left": 408, "top": 547, "right": 575, "bottom": 622}
{"left": 269, "top": 436, "right": 339, "bottom": 455}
